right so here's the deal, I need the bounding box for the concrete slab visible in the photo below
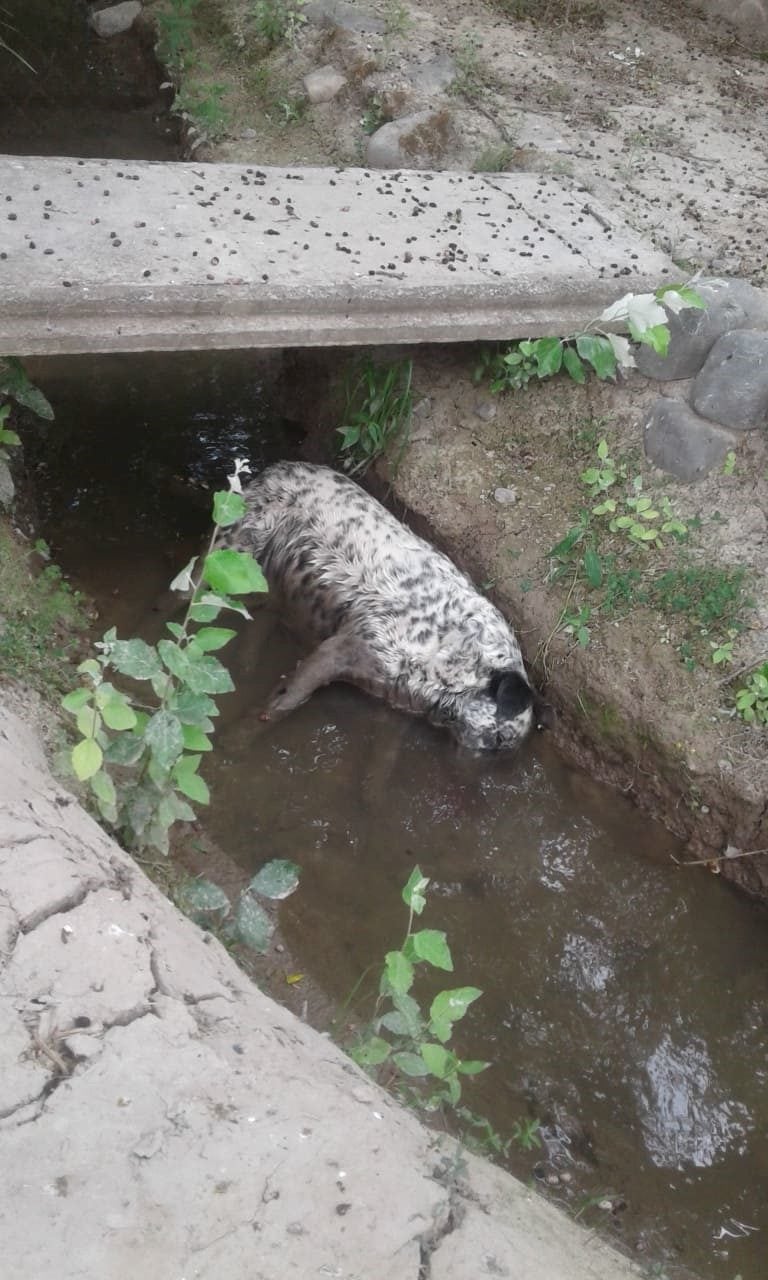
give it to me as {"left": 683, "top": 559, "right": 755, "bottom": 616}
{"left": 0, "top": 155, "right": 675, "bottom": 355}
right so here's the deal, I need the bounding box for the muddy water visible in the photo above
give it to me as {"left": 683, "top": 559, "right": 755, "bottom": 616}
{"left": 22, "top": 352, "right": 768, "bottom": 1280}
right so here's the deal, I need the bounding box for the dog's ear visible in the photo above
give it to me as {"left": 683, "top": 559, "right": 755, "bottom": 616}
{"left": 531, "top": 689, "right": 555, "bottom": 730}
{"left": 491, "top": 671, "right": 534, "bottom": 719}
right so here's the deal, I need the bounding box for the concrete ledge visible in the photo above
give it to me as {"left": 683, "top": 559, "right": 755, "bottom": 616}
{"left": 0, "top": 698, "right": 638, "bottom": 1279}
{"left": 0, "top": 156, "right": 674, "bottom": 354}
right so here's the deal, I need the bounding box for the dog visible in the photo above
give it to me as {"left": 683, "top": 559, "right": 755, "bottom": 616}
{"left": 226, "top": 461, "right": 553, "bottom": 751}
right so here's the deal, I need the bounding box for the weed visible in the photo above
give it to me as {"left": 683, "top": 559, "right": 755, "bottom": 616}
{"left": 176, "top": 859, "right": 300, "bottom": 952}
{"left": 734, "top": 664, "right": 768, "bottom": 726}
{"left": 476, "top": 283, "right": 705, "bottom": 395}
{"left": 251, "top": 0, "right": 306, "bottom": 49}
{"left": 61, "top": 458, "right": 267, "bottom": 856}
{"left": 155, "top": 0, "right": 200, "bottom": 70}
{"left": 337, "top": 358, "right": 413, "bottom": 476}
{"left": 511, "top": 1116, "right": 542, "bottom": 1150}
{"left": 562, "top": 604, "right": 591, "bottom": 648}
{"left": 349, "top": 867, "right": 489, "bottom": 1110}
{"left": 0, "top": 530, "right": 88, "bottom": 695}
{"left": 451, "top": 34, "right": 493, "bottom": 101}
{"left": 723, "top": 450, "right": 737, "bottom": 476}
{"left": 361, "top": 95, "right": 387, "bottom": 135}
{"left": 384, "top": 0, "right": 413, "bottom": 37}
{"left": 176, "top": 82, "right": 229, "bottom": 138}
{"left": 649, "top": 565, "right": 750, "bottom": 634}
{"left": 473, "top": 142, "right": 516, "bottom": 173}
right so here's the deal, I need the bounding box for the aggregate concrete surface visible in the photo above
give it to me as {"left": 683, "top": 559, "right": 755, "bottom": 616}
{"left": 0, "top": 701, "right": 640, "bottom": 1279}
{"left": 0, "top": 155, "right": 673, "bottom": 355}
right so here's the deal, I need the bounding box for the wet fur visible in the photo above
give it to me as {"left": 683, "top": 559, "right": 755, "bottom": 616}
{"left": 227, "top": 462, "right": 551, "bottom": 750}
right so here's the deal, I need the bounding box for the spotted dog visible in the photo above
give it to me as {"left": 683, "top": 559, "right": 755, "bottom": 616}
{"left": 228, "top": 461, "right": 553, "bottom": 751}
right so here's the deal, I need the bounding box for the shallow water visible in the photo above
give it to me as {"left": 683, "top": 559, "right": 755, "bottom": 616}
{"left": 24, "top": 352, "right": 768, "bottom": 1280}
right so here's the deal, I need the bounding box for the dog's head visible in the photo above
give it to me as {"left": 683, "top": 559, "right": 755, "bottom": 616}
{"left": 452, "top": 670, "right": 554, "bottom": 752}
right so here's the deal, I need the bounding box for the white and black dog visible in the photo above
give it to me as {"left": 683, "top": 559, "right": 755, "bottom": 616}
{"left": 227, "top": 461, "right": 553, "bottom": 751}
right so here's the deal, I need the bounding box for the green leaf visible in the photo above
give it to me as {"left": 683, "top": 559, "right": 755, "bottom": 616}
{"left": 575, "top": 335, "right": 618, "bottom": 380}
{"left": 385, "top": 949, "right": 414, "bottom": 995}
{"left": 391, "top": 991, "right": 424, "bottom": 1039}
{"left": 203, "top": 549, "right": 268, "bottom": 596}
{"left": 61, "top": 687, "right": 92, "bottom": 713}
{"left": 562, "top": 345, "right": 587, "bottom": 384}
{"left": 248, "top": 859, "right": 300, "bottom": 900}
{"left": 100, "top": 696, "right": 138, "bottom": 731}
{"left": 411, "top": 929, "right": 453, "bottom": 971}
{"left": 401, "top": 866, "right": 429, "bottom": 914}
{"left": 158, "top": 640, "right": 234, "bottom": 695}
{"left": 89, "top": 768, "right": 117, "bottom": 809}
{"left": 181, "top": 724, "right": 213, "bottom": 752}
{"left": 212, "top": 490, "right": 247, "bottom": 527}
{"left": 192, "top": 626, "right": 238, "bottom": 652}
{"left": 351, "top": 1036, "right": 391, "bottom": 1067}
{"left": 234, "top": 892, "right": 273, "bottom": 952}
{"left": 166, "top": 621, "right": 186, "bottom": 639}
{"left": 77, "top": 658, "right": 103, "bottom": 682}
{"left": 177, "top": 877, "right": 231, "bottom": 925}
{"left": 0, "top": 357, "right": 54, "bottom": 419}
{"left": 584, "top": 549, "right": 602, "bottom": 589}
{"left": 72, "top": 738, "right": 103, "bottom": 781}
{"left": 457, "top": 1059, "right": 490, "bottom": 1075}
{"left": 108, "top": 638, "right": 163, "bottom": 681}
{"left": 173, "top": 754, "right": 210, "bottom": 804}
{"left": 632, "top": 322, "right": 670, "bottom": 356}
{"left": 103, "top": 732, "right": 146, "bottom": 766}
{"left": 392, "top": 1052, "right": 430, "bottom": 1077}
{"left": 532, "top": 337, "right": 563, "bottom": 378}
{"left": 429, "top": 1017, "right": 452, "bottom": 1044}
{"left": 144, "top": 710, "right": 184, "bottom": 770}
{"left": 429, "top": 987, "right": 482, "bottom": 1026}
{"left": 189, "top": 591, "right": 253, "bottom": 622}
{"left": 597, "top": 440, "right": 610, "bottom": 460}
{"left": 76, "top": 706, "right": 101, "bottom": 739}
{"left": 420, "top": 1042, "right": 453, "bottom": 1079}
{"left": 188, "top": 602, "right": 218, "bottom": 623}
{"left": 0, "top": 427, "right": 21, "bottom": 447}
{"left": 172, "top": 689, "right": 219, "bottom": 725}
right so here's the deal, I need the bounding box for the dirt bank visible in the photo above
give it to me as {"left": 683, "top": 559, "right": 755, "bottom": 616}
{"left": 0, "top": 696, "right": 642, "bottom": 1280}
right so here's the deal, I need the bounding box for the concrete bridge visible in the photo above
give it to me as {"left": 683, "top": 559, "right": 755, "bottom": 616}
{"left": 0, "top": 155, "right": 673, "bottom": 355}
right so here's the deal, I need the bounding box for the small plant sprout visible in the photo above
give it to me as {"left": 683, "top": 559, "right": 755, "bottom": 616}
{"left": 734, "top": 664, "right": 768, "bottom": 726}
{"left": 337, "top": 357, "right": 413, "bottom": 475}
{"left": 476, "top": 282, "right": 706, "bottom": 394}
{"left": 62, "top": 456, "right": 266, "bottom": 856}
{"left": 562, "top": 604, "right": 592, "bottom": 648}
{"left": 350, "top": 867, "right": 489, "bottom": 1111}
{"left": 723, "top": 450, "right": 737, "bottom": 476}
{"left": 710, "top": 634, "right": 736, "bottom": 666}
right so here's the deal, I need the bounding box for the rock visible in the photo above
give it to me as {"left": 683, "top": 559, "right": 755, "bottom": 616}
{"left": 303, "top": 0, "right": 384, "bottom": 34}
{"left": 304, "top": 66, "right": 347, "bottom": 104}
{"left": 366, "top": 109, "right": 452, "bottom": 169}
{"left": 0, "top": 461, "right": 14, "bottom": 509}
{"left": 692, "top": 329, "right": 768, "bottom": 431}
{"left": 643, "top": 398, "right": 737, "bottom": 482}
{"left": 409, "top": 53, "right": 456, "bottom": 95}
{"left": 493, "top": 486, "right": 517, "bottom": 505}
{"left": 89, "top": 1, "right": 142, "bottom": 38}
{"left": 634, "top": 277, "right": 768, "bottom": 380}
{"left": 473, "top": 398, "right": 497, "bottom": 423}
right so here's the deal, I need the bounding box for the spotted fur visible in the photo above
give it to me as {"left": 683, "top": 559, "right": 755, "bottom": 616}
{"left": 228, "top": 461, "right": 552, "bottom": 751}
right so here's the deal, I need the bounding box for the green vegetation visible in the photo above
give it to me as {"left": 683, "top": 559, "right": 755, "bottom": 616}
{"left": 176, "top": 858, "right": 300, "bottom": 951}
{"left": 0, "top": 530, "right": 88, "bottom": 696}
{"left": 473, "top": 142, "right": 516, "bottom": 173}
{"left": 251, "top": 0, "right": 306, "bottom": 48}
{"left": 62, "top": 459, "right": 267, "bottom": 856}
{"left": 545, "top": 436, "right": 753, "bottom": 667}
{"left": 337, "top": 357, "right": 413, "bottom": 476}
{"left": 735, "top": 664, "right": 768, "bottom": 726}
{"left": 154, "top": 0, "right": 232, "bottom": 136}
{"left": 350, "top": 867, "right": 489, "bottom": 1108}
{"left": 476, "top": 284, "right": 705, "bottom": 393}
{"left": 451, "top": 34, "right": 495, "bottom": 102}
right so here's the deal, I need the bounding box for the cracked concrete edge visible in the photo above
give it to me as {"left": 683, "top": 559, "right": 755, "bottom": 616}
{"left": 0, "top": 698, "right": 640, "bottom": 1280}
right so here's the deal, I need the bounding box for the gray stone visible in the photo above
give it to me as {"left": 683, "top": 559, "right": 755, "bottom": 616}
{"left": 699, "top": 0, "right": 768, "bottom": 37}
{"left": 692, "top": 329, "right": 768, "bottom": 431}
{"left": 493, "top": 486, "right": 517, "bottom": 505}
{"left": 303, "top": 66, "right": 347, "bottom": 104}
{"left": 643, "top": 398, "right": 737, "bottom": 482}
{"left": 0, "top": 460, "right": 14, "bottom": 509}
{"left": 635, "top": 277, "right": 768, "bottom": 380}
{"left": 303, "top": 0, "right": 384, "bottom": 33}
{"left": 89, "top": 1, "right": 142, "bottom": 37}
{"left": 409, "top": 53, "right": 456, "bottom": 95}
{"left": 473, "top": 398, "right": 497, "bottom": 423}
{"left": 366, "top": 110, "right": 452, "bottom": 169}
